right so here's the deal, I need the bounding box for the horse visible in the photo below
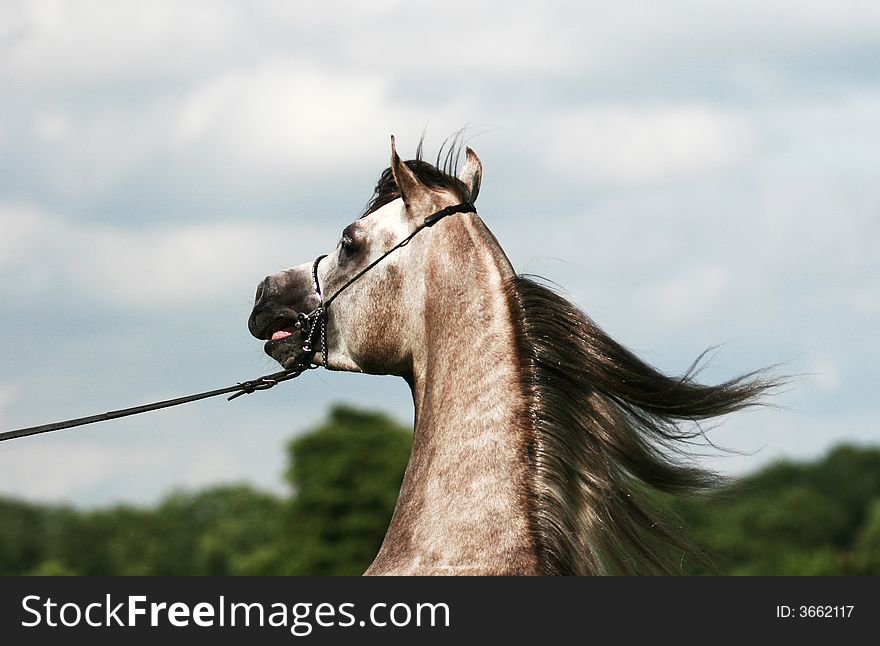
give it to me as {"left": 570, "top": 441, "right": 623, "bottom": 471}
{"left": 247, "top": 136, "right": 775, "bottom": 575}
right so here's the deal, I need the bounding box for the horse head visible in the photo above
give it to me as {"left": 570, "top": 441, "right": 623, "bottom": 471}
{"left": 248, "top": 136, "right": 483, "bottom": 378}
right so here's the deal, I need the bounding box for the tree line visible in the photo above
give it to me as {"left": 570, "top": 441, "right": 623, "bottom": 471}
{"left": 1, "top": 405, "right": 877, "bottom": 575}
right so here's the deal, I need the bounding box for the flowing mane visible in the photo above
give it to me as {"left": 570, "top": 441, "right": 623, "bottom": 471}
{"left": 506, "top": 276, "right": 775, "bottom": 574}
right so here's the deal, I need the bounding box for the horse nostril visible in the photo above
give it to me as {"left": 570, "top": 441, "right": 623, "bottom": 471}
{"left": 255, "top": 277, "right": 269, "bottom": 303}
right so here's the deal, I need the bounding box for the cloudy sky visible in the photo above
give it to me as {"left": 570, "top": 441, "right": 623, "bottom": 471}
{"left": 1, "top": 1, "right": 878, "bottom": 506}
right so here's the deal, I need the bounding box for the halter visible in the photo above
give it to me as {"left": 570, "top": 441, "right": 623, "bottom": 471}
{"left": 293, "top": 201, "right": 476, "bottom": 370}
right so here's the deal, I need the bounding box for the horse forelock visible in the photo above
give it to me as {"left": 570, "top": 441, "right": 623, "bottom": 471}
{"left": 363, "top": 135, "right": 472, "bottom": 218}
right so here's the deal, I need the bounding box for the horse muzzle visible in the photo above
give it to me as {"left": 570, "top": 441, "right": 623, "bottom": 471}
{"left": 248, "top": 264, "right": 324, "bottom": 369}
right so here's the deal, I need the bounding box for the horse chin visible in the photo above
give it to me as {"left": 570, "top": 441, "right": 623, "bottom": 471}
{"left": 264, "top": 337, "right": 309, "bottom": 370}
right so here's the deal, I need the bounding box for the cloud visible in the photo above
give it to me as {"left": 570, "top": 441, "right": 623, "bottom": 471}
{"left": 0, "top": 0, "right": 241, "bottom": 87}
{"left": 639, "top": 264, "right": 732, "bottom": 326}
{"left": 0, "top": 383, "right": 16, "bottom": 422}
{"left": 0, "top": 202, "right": 333, "bottom": 310}
{"left": 4, "top": 1, "right": 879, "bottom": 101}
{"left": 0, "top": 60, "right": 470, "bottom": 204}
{"left": 0, "top": 440, "right": 178, "bottom": 503}
{"left": 543, "top": 104, "right": 756, "bottom": 185}
{"left": 806, "top": 355, "right": 841, "bottom": 393}
{"left": 4, "top": 2, "right": 879, "bottom": 210}
{"left": 171, "top": 60, "right": 469, "bottom": 178}
{"left": 704, "top": 407, "right": 880, "bottom": 477}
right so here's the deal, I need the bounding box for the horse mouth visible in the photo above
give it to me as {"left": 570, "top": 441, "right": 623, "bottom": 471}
{"left": 262, "top": 318, "right": 308, "bottom": 369}
{"left": 270, "top": 326, "right": 297, "bottom": 341}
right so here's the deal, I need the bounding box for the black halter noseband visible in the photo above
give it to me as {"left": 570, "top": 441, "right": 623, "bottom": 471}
{"left": 294, "top": 201, "right": 476, "bottom": 370}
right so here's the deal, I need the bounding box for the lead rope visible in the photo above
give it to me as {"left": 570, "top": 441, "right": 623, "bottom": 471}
{"left": 0, "top": 368, "right": 304, "bottom": 443}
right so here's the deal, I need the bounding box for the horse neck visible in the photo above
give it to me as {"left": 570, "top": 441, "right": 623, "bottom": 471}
{"left": 365, "top": 214, "right": 541, "bottom": 575}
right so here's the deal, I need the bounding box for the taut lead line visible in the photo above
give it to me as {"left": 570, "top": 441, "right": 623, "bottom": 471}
{"left": 0, "top": 367, "right": 307, "bottom": 443}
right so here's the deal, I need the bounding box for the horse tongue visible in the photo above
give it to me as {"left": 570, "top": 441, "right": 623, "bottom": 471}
{"left": 271, "top": 328, "right": 294, "bottom": 341}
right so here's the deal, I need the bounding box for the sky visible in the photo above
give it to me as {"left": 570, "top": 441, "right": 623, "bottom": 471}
{"left": 0, "top": 0, "right": 878, "bottom": 506}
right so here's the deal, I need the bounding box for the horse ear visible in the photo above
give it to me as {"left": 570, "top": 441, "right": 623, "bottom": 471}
{"left": 390, "top": 135, "right": 422, "bottom": 206}
{"left": 458, "top": 147, "right": 482, "bottom": 203}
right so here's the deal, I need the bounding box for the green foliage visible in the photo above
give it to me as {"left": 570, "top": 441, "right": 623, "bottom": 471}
{"left": 0, "top": 405, "right": 410, "bottom": 576}
{"left": 281, "top": 406, "right": 412, "bottom": 575}
{"left": 0, "top": 498, "right": 52, "bottom": 575}
{"left": 852, "top": 499, "right": 880, "bottom": 574}
{"left": 26, "top": 560, "right": 79, "bottom": 576}
{"left": 672, "top": 444, "right": 880, "bottom": 575}
{"left": 0, "top": 407, "right": 876, "bottom": 576}
{"left": 0, "top": 486, "right": 286, "bottom": 576}
{"left": 157, "top": 486, "right": 287, "bottom": 575}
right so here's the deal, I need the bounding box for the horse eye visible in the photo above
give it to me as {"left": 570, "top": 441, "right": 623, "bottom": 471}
{"left": 339, "top": 224, "right": 362, "bottom": 257}
{"left": 340, "top": 233, "right": 357, "bottom": 255}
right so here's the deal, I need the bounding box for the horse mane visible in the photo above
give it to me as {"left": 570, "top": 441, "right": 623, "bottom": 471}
{"left": 362, "top": 133, "right": 471, "bottom": 217}
{"left": 363, "top": 139, "right": 778, "bottom": 574}
{"left": 505, "top": 276, "right": 778, "bottom": 575}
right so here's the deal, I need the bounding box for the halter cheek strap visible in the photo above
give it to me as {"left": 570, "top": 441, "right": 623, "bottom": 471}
{"left": 292, "top": 254, "right": 328, "bottom": 368}
{"left": 296, "top": 201, "right": 475, "bottom": 370}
